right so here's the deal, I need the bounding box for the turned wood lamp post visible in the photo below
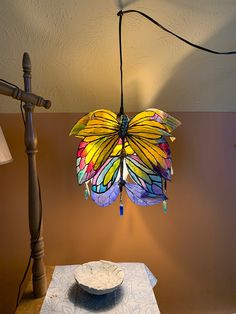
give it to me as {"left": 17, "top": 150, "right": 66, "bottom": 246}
{"left": 0, "top": 52, "right": 51, "bottom": 298}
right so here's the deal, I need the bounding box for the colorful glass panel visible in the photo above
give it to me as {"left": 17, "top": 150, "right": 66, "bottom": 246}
{"left": 70, "top": 108, "right": 181, "bottom": 214}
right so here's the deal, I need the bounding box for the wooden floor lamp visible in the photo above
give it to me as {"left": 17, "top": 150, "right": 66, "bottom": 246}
{"left": 0, "top": 52, "right": 51, "bottom": 298}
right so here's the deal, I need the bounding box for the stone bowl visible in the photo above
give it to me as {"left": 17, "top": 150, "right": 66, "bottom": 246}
{"left": 74, "top": 260, "right": 124, "bottom": 295}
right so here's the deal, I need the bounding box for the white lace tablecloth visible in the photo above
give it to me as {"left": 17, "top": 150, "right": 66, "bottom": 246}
{"left": 40, "top": 263, "right": 161, "bottom": 314}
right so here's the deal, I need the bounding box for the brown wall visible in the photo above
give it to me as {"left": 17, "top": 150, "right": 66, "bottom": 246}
{"left": 0, "top": 112, "right": 236, "bottom": 314}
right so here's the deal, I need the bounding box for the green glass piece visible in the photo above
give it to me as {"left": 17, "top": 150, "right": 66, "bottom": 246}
{"left": 84, "top": 182, "right": 90, "bottom": 200}
{"left": 85, "top": 189, "right": 89, "bottom": 200}
{"left": 163, "top": 200, "right": 167, "bottom": 214}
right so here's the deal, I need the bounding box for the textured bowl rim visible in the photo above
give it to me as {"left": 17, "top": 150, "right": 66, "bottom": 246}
{"left": 74, "top": 260, "right": 124, "bottom": 295}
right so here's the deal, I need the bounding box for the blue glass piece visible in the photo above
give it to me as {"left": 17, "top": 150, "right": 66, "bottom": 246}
{"left": 120, "top": 203, "right": 124, "bottom": 216}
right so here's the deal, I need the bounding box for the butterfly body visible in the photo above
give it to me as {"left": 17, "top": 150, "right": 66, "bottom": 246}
{"left": 118, "top": 114, "right": 129, "bottom": 139}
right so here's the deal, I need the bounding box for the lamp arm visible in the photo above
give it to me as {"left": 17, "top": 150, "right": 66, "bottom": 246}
{"left": 0, "top": 81, "right": 51, "bottom": 109}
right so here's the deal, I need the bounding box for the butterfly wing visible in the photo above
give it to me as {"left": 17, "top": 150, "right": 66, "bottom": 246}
{"left": 146, "top": 108, "right": 181, "bottom": 133}
{"left": 126, "top": 183, "right": 167, "bottom": 206}
{"left": 155, "top": 137, "right": 172, "bottom": 180}
{"left": 76, "top": 141, "right": 97, "bottom": 184}
{"left": 91, "top": 182, "right": 120, "bottom": 207}
{"left": 125, "top": 154, "right": 166, "bottom": 196}
{"left": 127, "top": 109, "right": 180, "bottom": 170}
{"left": 70, "top": 111, "right": 95, "bottom": 137}
{"left": 91, "top": 156, "right": 121, "bottom": 193}
{"left": 70, "top": 109, "right": 119, "bottom": 137}
{"left": 90, "top": 148, "right": 167, "bottom": 207}
{"left": 70, "top": 109, "right": 120, "bottom": 171}
{"left": 79, "top": 138, "right": 131, "bottom": 190}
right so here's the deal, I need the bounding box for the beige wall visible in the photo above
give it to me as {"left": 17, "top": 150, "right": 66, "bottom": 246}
{"left": 1, "top": 2, "right": 236, "bottom": 314}
{"left": 1, "top": 1, "right": 236, "bottom": 113}
{"left": 1, "top": 112, "right": 236, "bottom": 313}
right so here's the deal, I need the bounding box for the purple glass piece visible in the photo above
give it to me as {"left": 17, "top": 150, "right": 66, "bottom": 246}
{"left": 150, "top": 112, "right": 163, "bottom": 123}
{"left": 91, "top": 182, "right": 120, "bottom": 207}
{"left": 126, "top": 183, "right": 167, "bottom": 206}
{"left": 152, "top": 183, "right": 163, "bottom": 195}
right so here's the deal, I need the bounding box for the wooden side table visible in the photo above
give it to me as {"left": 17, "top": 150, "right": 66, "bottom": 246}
{"left": 16, "top": 266, "right": 54, "bottom": 314}
{"left": 16, "top": 263, "right": 160, "bottom": 313}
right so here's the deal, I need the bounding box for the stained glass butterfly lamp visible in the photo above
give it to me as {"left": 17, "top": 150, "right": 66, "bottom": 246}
{"left": 70, "top": 108, "right": 181, "bottom": 216}
{"left": 70, "top": 10, "right": 181, "bottom": 216}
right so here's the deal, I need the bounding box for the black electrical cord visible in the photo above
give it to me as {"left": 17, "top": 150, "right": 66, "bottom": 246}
{"left": 118, "top": 11, "right": 124, "bottom": 116}
{"left": 117, "top": 9, "right": 236, "bottom": 115}
{"left": 20, "top": 101, "right": 26, "bottom": 126}
{"left": 15, "top": 256, "right": 32, "bottom": 308}
{"left": 0, "top": 80, "right": 25, "bottom": 125}
{"left": 0, "top": 78, "right": 19, "bottom": 88}
{"left": 15, "top": 178, "right": 43, "bottom": 308}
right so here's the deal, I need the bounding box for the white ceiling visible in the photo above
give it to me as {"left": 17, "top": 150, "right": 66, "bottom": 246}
{"left": 0, "top": 0, "right": 236, "bottom": 113}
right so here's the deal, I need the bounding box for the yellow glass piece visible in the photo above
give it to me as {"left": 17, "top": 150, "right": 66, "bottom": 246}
{"left": 110, "top": 143, "right": 122, "bottom": 156}
{"left": 91, "top": 109, "right": 117, "bottom": 121}
{"left": 69, "top": 110, "right": 96, "bottom": 136}
{"left": 85, "top": 136, "right": 119, "bottom": 170}
{"left": 111, "top": 141, "right": 134, "bottom": 156}
{"left": 130, "top": 117, "right": 165, "bottom": 130}
{"left": 94, "top": 137, "right": 118, "bottom": 167}
{"left": 129, "top": 110, "right": 158, "bottom": 126}
{"left": 84, "top": 138, "right": 106, "bottom": 164}
{"left": 70, "top": 109, "right": 118, "bottom": 137}
{"left": 126, "top": 158, "right": 152, "bottom": 184}
{"left": 79, "top": 126, "right": 117, "bottom": 137}
{"left": 86, "top": 120, "right": 117, "bottom": 127}
{"left": 129, "top": 124, "right": 170, "bottom": 136}
{"left": 124, "top": 143, "right": 134, "bottom": 155}
{"left": 127, "top": 136, "right": 167, "bottom": 169}
{"left": 104, "top": 159, "right": 120, "bottom": 186}
{"left": 128, "top": 131, "right": 163, "bottom": 140}
{"left": 96, "top": 136, "right": 118, "bottom": 160}
{"left": 83, "top": 135, "right": 105, "bottom": 142}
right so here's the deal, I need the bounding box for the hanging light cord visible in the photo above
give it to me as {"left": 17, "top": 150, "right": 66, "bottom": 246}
{"left": 117, "top": 9, "right": 236, "bottom": 115}
{"left": 118, "top": 11, "right": 124, "bottom": 116}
